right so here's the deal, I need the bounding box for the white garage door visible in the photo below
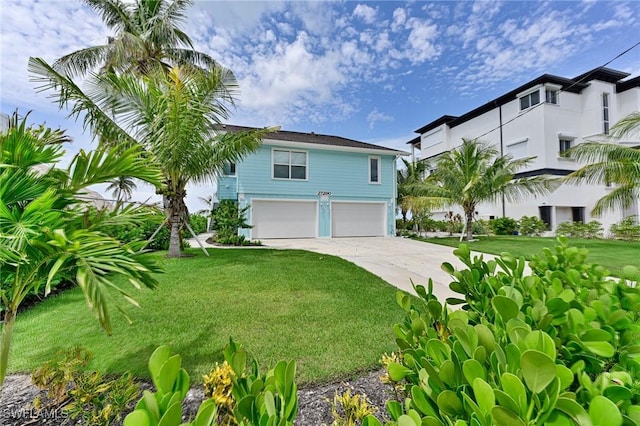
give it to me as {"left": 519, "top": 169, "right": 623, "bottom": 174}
{"left": 332, "top": 202, "right": 386, "bottom": 237}
{"left": 252, "top": 200, "right": 317, "bottom": 239}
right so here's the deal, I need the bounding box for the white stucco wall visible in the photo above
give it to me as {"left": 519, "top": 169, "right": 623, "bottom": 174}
{"left": 413, "top": 74, "right": 640, "bottom": 234}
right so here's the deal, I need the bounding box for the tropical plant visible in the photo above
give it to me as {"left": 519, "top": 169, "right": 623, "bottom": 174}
{"left": 107, "top": 175, "right": 137, "bottom": 202}
{"left": 565, "top": 111, "right": 640, "bottom": 216}
{"left": 211, "top": 199, "right": 251, "bottom": 244}
{"left": 383, "top": 239, "right": 640, "bottom": 426}
{"left": 32, "top": 346, "right": 140, "bottom": 425}
{"left": 397, "top": 158, "right": 427, "bottom": 223}
{"left": 53, "top": 0, "right": 218, "bottom": 78}
{"left": 490, "top": 216, "right": 519, "bottom": 235}
{"left": 124, "top": 345, "right": 217, "bottom": 426}
{"left": 609, "top": 216, "right": 640, "bottom": 241}
{"left": 0, "top": 111, "right": 162, "bottom": 385}
{"left": 29, "top": 60, "right": 271, "bottom": 257}
{"left": 410, "top": 139, "right": 556, "bottom": 240}
{"left": 518, "top": 215, "right": 548, "bottom": 236}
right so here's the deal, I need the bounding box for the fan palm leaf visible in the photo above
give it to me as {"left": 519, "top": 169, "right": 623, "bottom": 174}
{"left": 0, "top": 112, "right": 162, "bottom": 385}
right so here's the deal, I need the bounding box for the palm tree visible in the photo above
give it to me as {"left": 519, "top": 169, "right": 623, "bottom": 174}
{"left": 565, "top": 112, "right": 640, "bottom": 216}
{"left": 53, "top": 0, "right": 217, "bottom": 78}
{"left": 29, "top": 60, "right": 270, "bottom": 257}
{"left": 107, "top": 175, "right": 137, "bottom": 202}
{"left": 410, "top": 139, "right": 556, "bottom": 241}
{"left": 397, "top": 157, "right": 426, "bottom": 223}
{"left": 0, "top": 111, "right": 162, "bottom": 385}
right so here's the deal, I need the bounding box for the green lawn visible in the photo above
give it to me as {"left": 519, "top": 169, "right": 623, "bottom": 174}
{"left": 414, "top": 235, "right": 640, "bottom": 275}
{"left": 9, "top": 249, "right": 405, "bottom": 385}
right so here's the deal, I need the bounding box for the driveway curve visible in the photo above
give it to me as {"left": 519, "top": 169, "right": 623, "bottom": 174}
{"left": 260, "top": 237, "right": 484, "bottom": 301}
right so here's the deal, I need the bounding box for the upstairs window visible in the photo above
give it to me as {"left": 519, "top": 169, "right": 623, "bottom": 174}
{"left": 369, "top": 156, "right": 381, "bottom": 184}
{"left": 273, "top": 149, "right": 307, "bottom": 180}
{"left": 545, "top": 89, "right": 559, "bottom": 105}
{"left": 223, "top": 162, "right": 236, "bottom": 176}
{"left": 559, "top": 138, "right": 573, "bottom": 156}
{"left": 602, "top": 93, "right": 610, "bottom": 135}
{"left": 520, "top": 90, "right": 540, "bottom": 110}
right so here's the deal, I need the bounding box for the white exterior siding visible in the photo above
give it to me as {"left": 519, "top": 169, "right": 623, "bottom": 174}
{"left": 411, "top": 68, "right": 640, "bottom": 234}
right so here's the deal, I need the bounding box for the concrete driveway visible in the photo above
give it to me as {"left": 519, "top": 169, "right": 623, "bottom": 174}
{"left": 260, "top": 237, "right": 488, "bottom": 301}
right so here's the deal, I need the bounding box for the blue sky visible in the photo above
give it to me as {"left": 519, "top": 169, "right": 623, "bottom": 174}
{"left": 1, "top": 0, "right": 640, "bottom": 210}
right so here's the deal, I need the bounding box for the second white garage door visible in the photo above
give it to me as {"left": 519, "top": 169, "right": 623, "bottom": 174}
{"left": 332, "top": 202, "right": 386, "bottom": 237}
{"left": 252, "top": 200, "right": 317, "bottom": 239}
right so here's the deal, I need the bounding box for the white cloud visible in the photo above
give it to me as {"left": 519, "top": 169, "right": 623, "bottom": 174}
{"left": 404, "top": 18, "right": 440, "bottom": 64}
{"left": 353, "top": 4, "right": 377, "bottom": 25}
{"left": 367, "top": 108, "right": 394, "bottom": 129}
{"left": 392, "top": 7, "right": 407, "bottom": 31}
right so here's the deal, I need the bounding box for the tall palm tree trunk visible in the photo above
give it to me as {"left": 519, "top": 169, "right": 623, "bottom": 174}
{"left": 165, "top": 183, "right": 187, "bottom": 257}
{"left": 465, "top": 210, "right": 474, "bottom": 241}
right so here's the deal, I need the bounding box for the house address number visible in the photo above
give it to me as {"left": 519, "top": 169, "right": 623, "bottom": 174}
{"left": 317, "top": 191, "right": 332, "bottom": 196}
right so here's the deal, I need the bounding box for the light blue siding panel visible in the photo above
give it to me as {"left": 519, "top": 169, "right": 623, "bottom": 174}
{"left": 237, "top": 144, "right": 396, "bottom": 199}
{"left": 217, "top": 176, "right": 237, "bottom": 200}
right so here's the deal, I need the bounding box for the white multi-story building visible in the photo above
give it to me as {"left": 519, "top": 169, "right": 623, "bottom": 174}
{"left": 408, "top": 67, "right": 640, "bottom": 232}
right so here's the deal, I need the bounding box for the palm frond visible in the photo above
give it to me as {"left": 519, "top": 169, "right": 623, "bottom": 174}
{"left": 28, "top": 57, "right": 135, "bottom": 146}
{"left": 610, "top": 111, "right": 640, "bottom": 140}
{"left": 591, "top": 184, "right": 640, "bottom": 216}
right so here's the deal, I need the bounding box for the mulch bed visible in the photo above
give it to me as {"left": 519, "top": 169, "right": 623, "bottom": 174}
{"left": 0, "top": 370, "right": 395, "bottom": 425}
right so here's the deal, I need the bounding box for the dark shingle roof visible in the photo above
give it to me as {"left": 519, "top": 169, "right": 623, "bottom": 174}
{"left": 220, "top": 124, "right": 407, "bottom": 154}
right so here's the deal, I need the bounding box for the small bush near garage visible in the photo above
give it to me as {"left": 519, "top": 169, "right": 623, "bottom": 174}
{"left": 556, "top": 220, "right": 604, "bottom": 239}
{"left": 518, "top": 215, "right": 548, "bottom": 236}
{"left": 489, "top": 216, "right": 518, "bottom": 235}
{"left": 211, "top": 199, "right": 254, "bottom": 245}
{"left": 610, "top": 216, "right": 640, "bottom": 241}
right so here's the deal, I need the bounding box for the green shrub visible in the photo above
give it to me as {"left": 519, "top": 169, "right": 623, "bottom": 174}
{"left": 472, "top": 219, "right": 490, "bottom": 235}
{"left": 212, "top": 200, "right": 251, "bottom": 243}
{"left": 124, "top": 340, "right": 298, "bottom": 426}
{"left": 381, "top": 238, "right": 640, "bottom": 426}
{"left": 189, "top": 214, "right": 208, "bottom": 235}
{"left": 610, "top": 216, "right": 640, "bottom": 241}
{"left": 124, "top": 345, "right": 215, "bottom": 426}
{"left": 556, "top": 220, "right": 604, "bottom": 239}
{"left": 490, "top": 216, "right": 519, "bottom": 235}
{"left": 396, "top": 218, "right": 411, "bottom": 231}
{"left": 99, "top": 206, "right": 175, "bottom": 250}
{"left": 32, "top": 347, "right": 140, "bottom": 426}
{"left": 518, "top": 215, "right": 548, "bottom": 236}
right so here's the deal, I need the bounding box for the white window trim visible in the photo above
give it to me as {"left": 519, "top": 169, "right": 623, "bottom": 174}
{"left": 271, "top": 148, "right": 309, "bottom": 181}
{"left": 369, "top": 156, "right": 381, "bottom": 184}
{"left": 602, "top": 92, "right": 610, "bottom": 135}
{"left": 557, "top": 133, "right": 577, "bottom": 160}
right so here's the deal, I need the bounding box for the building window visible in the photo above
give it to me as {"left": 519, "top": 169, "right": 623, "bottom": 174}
{"left": 223, "top": 162, "right": 236, "bottom": 176}
{"left": 572, "top": 207, "right": 585, "bottom": 223}
{"left": 559, "top": 138, "right": 572, "bottom": 156}
{"left": 539, "top": 206, "right": 552, "bottom": 230}
{"left": 369, "top": 156, "right": 381, "bottom": 184}
{"left": 545, "top": 89, "right": 559, "bottom": 105}
{"left": 520, "top": 90, "right": 540, "bottom": 110}
{"left": 602, "top": 93, "right": 610, "bottom": 135}
{"left": 273, "top": 149, "right": 307, "bottom": 180}
{"left": 507, "top": 139, "right": 528, "bottom": 159}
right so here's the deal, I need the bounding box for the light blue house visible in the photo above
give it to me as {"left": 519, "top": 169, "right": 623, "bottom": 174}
{"left": 216, "top": 125, "right": 408, "bottom": 239}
